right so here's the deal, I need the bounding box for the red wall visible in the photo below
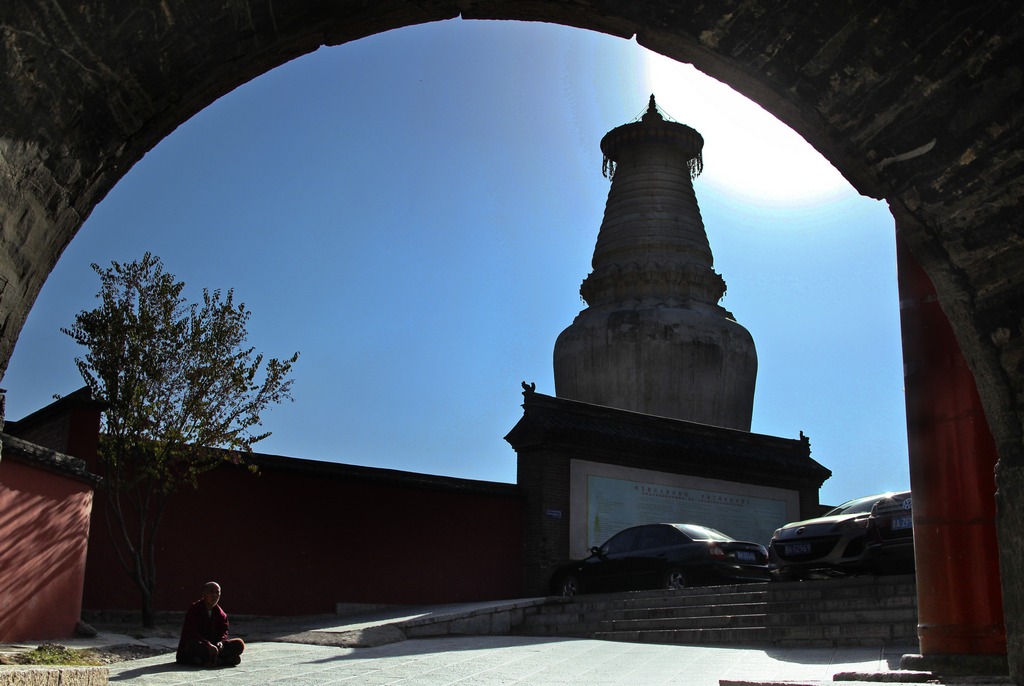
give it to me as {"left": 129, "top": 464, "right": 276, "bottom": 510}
{"left": 83, "top": 459, "right": 524, "bottom": 616}
{"left": 0, "top": 458, "right": 94, "bottom": 641}
{"left": 8, "top": 391, "right": 525, "bottom": 619}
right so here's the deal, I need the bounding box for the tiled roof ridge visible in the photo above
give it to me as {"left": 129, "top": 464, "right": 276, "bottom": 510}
{"left": 0, "top": 431, "right": 102, "bottom": 486}
{"left": 513, "top": 391, "right": 831, "bottom": 479}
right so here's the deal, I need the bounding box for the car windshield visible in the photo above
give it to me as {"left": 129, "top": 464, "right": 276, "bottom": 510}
{"left": 823, "top": 493, "right": 889, "bottom": 517}
{"left": 674, "top": 524, "right": 734, "bottom": 541}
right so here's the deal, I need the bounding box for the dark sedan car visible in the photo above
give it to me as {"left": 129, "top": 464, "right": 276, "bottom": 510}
{"left": 768, "top": 492, "right": 892, "bottom": 580}
{"left": 549, "top": 523, "right": 769, "bottom": 596}
{"left": 863, "top": 490, "right": 915, "bottom": 574}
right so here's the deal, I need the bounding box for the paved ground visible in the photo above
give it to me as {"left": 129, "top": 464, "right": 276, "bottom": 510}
{"left": 4, "top": 601, "right": 1006, "bottom": 685}
{"left": 87, "top": 603, "right": 919, "bottom": 686}
{"left": 103, "top": 635, "right": 913, "bottom": 686}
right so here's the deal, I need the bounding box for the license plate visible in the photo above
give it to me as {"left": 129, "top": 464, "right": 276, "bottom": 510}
{"left": 892, "top": 515, "right": 913, "bottom": 531}
{"left": 736, "top": 551, "right": 756, "bottom": 561}
{"left": 784, "top": 543, "right": 812, "bottom": 556}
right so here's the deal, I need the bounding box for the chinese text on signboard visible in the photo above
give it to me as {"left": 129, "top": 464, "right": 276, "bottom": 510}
{"left": 587, "top": 475, "right": 786, "bottom": 547}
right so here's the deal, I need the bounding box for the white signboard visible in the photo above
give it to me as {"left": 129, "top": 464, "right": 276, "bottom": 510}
{"left": 570, "top": 460, "right": 798, "bottom": 558}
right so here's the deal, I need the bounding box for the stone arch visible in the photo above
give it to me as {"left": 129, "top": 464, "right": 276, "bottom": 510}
{"left": 2, "top": 0, "right": 1022, "bottom": 673}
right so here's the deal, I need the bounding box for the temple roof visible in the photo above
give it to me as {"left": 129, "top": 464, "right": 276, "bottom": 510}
{"left": 505, "top": 388, "right": 831, "bottom": 486}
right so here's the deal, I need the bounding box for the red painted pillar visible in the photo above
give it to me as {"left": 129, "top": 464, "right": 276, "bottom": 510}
{"left": 896, "top": 230, "right": 1005, "bottom": 655}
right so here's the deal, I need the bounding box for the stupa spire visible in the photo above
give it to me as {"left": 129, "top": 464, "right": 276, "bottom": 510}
{"left": 644, "top": 93, "right": 659, "bottom": 118}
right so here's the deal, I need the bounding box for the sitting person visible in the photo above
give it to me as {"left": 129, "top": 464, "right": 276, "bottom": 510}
{"left": 176, "top": 581, "right": 245, "bottom": 667}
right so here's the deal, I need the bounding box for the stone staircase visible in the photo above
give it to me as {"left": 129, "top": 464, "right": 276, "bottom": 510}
{"left": 515, "top": 574, "right": 918, "bottom": 648}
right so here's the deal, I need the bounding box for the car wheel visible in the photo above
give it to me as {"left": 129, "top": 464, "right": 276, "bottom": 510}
{"left": 663, "top": 567, "right": 687, "bottom": 590}
{"left": 556, "top": 574, "right": 581, "bottom": 597}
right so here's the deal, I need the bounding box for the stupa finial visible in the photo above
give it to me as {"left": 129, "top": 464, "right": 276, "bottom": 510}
{"left": 642, "top": 94, "right": 662, "bottom": 122}
{"left": 601, "top": 95, "right": 704, "bottom": 181}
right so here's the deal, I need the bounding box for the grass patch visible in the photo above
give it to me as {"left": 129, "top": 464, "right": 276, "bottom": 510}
{"left": 1, "top": 643, "right": 103, "bottom": 666}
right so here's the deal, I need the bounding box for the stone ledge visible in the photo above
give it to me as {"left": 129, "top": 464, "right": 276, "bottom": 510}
{"left": 274, "top": 624, "right": 407, "bottom": 648}
{"left": 400, "top": 599, "right": 547, "bottom": 639}
{"left": 402, "top": 608, "right": 518, "bottom": 639}
{"left": 0, "top": 665, "right": 108, "bottom": 685}
{"left": 898, "top": 653, "right": 1010, "bottom": 678}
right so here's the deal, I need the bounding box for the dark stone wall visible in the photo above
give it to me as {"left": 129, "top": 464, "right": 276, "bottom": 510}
{"left": 1, "top": 0, "right": 1022, "bottom": 675}
{"left": 515, "top": 444, "right": 572, "bottom": 596}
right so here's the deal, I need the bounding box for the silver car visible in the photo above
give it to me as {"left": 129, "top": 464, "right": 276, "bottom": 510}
{"left": 863, "top": 490, "right": 915, "bottom": 574}
{"left": 768, "top": 493, "right": 894, "bottom": 580}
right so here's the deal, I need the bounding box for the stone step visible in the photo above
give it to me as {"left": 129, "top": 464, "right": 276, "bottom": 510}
{"left": 768, "top": 607, "right": 917, "bottom": 627}
{"left": 593, "top": 618, "right": 917, "bottom": 648}
{"left": 565, "top": 586, "right": 768, "bottom": 610}
{"left": 520, "top": 600, "right": 770, "bottom": 636}
{"left": 545, "top": 588, "right": 769, "bottom": 616}
{"left": 534, "top": 594, "right": 914, "bottom": 626}
{"left": 526, "top": 609, "right": 915, "bottom": 637}
{"left": 515, "top": 575, "right": 919, "bottom": 648}
{"left": 595, "top": 626, "right": 771, "bottom": 646}
{"left": 769, "top": 594, "right": 916, "bottom": 614}
{"left": 611, "top": 601, "right": 768, "bottom": 620}
{"left": 539, "top": 597, "right": 768, "bottom": 620}
{"left": 601, "top": 612, "right": 769, "bottom": 632}
{"left": 767, "top": 575, "right": 916, "bottom": 602}
{"left": 770, "top": 620, "right": 918, "bottom": 645}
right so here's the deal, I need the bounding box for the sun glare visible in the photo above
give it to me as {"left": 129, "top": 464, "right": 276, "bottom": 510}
{"left": 642, "top": 52, "right": 850, "bottom": 208}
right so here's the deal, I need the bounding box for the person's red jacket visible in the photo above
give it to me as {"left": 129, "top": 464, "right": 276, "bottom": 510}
{"left": 176, "top": 599, "right": 230, "bottom": 662}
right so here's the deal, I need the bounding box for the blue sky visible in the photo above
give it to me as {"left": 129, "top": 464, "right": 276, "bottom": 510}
{"left": 1, "top": 20, "right": 908, "bottom": 507}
